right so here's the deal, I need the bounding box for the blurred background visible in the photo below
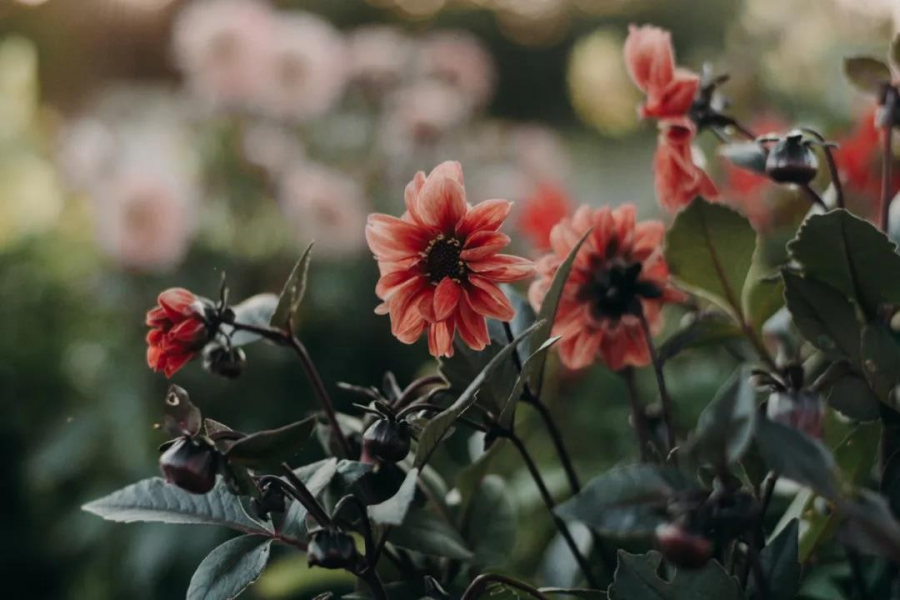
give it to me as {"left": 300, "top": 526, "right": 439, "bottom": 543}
{"left": 2, "top": 0, "right": 899, "bottom": 598}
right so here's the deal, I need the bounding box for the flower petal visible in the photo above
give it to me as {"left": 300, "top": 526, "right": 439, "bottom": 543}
{"left": 428, "top": 319, "right": 456, "bottom": 358}
{"left": 624, "top": 24, "right": 675, "bottom": 97}
{"left": 460, "top": 230, "right": 510, "bottom": 261}
{"left": 433, "top": 277, "right": 462, "bottom": 322}
{"left": 456, "top": 198, "right": 511, "bottom": 238}
{"left": 404, "top": 170, "right": 428, "bottom": 225}
{"left": 417, "top": 173, "right": 467, "bottom": 231}
{"left": 158, "top": 288, "right": 199, "bottom": 320}
{"left": 457, "top": 296, "right": 489, "bottom": 351}
{"left": 468, "top": 254, "right": 535, "bottom": 282}
{"left": 466, "top": 275, "right": 515, "bottom": 321}
{"left": 366, "top": 213, "right": 433, "bottom": 259}
{"left": 428, "top": 160, "right": 465, "bottom": 187}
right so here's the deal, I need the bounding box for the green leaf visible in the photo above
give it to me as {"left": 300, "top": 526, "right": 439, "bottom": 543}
{"left": 657, "top": 313, "right": 743, "bottom": 363}
{"left": 82, "top": 477, "right": 268, "bottom": 534}
{"left": 389, "top": 508, "right": 473, "bottom": 560}
{"left": 666, "top": 198, "right": 756, "bottom": 316}
{"left": 755, "top": 418, "right": 840, "bottom": 500}
{"left": 753, "top": 520, "right": 799, "bottom": 600}
{"left": 788, "top": 209, "right": 900, "bottom": 315}
{"left": 456, "top": 439, "right": 506, "bottom": 512}
{"left": 367, "top": 468, "right": 418, "bottom": 526}
{"left": 415, "top": 320, "right": 543, "bottom": 468}
{"left": 539, "top": 523, "right": 594, "bottom": 588}
{"left": 187, "top": 535, "right": 272, "bottom": 600}
{"left": 842, "top": 56, "right": 892, "bottom": 94}
{"left": 861, "top": 323, "right": 900, "bottom": 402}
{"left": 891, "top": 33, "right": 900, "bottom": 71}
{"left": 839, "top": 489, "right": 900, "bottom": 562}
{"left": 609, "top": 551, "right": 742, "bottom": 600}
{"left": 224, "top": 416, "right": 316, "bottom": 469}
{"left": 689, "top": 366, "right": 757, "bottom": 467}
{"left": 743, "top": 238, "right": 785, "bottom": 332}
{"left": 540, "top": 588, "right": 607, "bottom": 600}
{"left": 438, "top": 340, "right": 517, "bottom": 416}
{"left": 464, "top": 475, "right": 516, "bottom": 567}
{"left": 270, "top": 243, "right": 314, "bottom": 329}
{"left": 782, "top": 271, "right": 861, "bottom": 366}
{"left": 281, "top": 458, "right": 339, "bottom": 540}
{"left": 496, "top": 336, "right": 561, "bottom": 430}
{"left": 824, "top": 372, "right": 881, "bottom": 422}
{"left": 528, "top": 229, "right": 592, "bottom": 391}
{"left": 227, "top": 294, "right": 279, "bottom": 346}
{"left": 718, "top": 142, "right": 767, "bottom": 175}
{"left": 556, "top": 464, "right": 699, "bottom": 538}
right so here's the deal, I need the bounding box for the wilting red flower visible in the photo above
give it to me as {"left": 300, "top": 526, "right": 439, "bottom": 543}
{"left": 517, "top": 182, "right": 572, "bottom": 252}
{"left": 146, "top": 288, "right": 210, "bottom": 377}
{"left": 835, "top": 105, "right": 900, "bottom": 215}
{"left": 624, "top": 24, "right": 699, "bottom": 121}
{"left": 654, "top": 120, "right": 718, "bottom": 212}
{"left": 528, "top": 204, "right": 682, "bottom": 371}
{"left": 366, "top": 161, "right": 534, "bottom": 357}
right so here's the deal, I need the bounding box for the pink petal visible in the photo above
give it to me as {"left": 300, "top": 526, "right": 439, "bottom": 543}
{"left": 376, "top": 269, "right": 420, "bottom": 300}
{"left": 417, "top": 174, "right": 467, "bottom": 231}
{"left": 428, "top": 319, "right": 456, "bottom": 358}
{"left": 366, "top": 213, "right": 433, "bottom": 260}
{"left": 466, "top": 276, "right": 515, "bottom": 321}
{"left": 460, "top": 230, "right": 510, "bottom": 261}
{"left": 558, "top": 330, "right": 602, "bottom": 370}
{"left": 433, "top": 277, "right": 462, "bottom": 322}
{"left": 456, "top": 198, "right": 512, "bottom": 238}
{"left": 428, "top": 160, "right": 465, "bottom": 187}
{"left": 457, "top": 296, "right": 489, "bottom": 351}
{"left": 623, "top": 24, "right": 675, "bottom": 97}
{"left": 158, "top": 288, "right": 198, "bottom": 320}
{"left": 467, "top": 254, "right": 535, "bottom": 282}
{"left": 404, "top": 171, "right": 428, "bottom": 225}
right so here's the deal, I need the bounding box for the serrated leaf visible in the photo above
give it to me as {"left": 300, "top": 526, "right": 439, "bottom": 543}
{"left": 666, "top": 198, "right": 756, "bottom": 317}
{"left": 389, "top": 508, "right": 473, "bottom": 560}
{"left": 689, "top": 366, "right": 757, "bottom": 467}
{"left": 657, "top": 313, "right": 743, "bottom": 363}
{"left": 755, "top": 418, "right": 840, "bottom": 500}
{"left": 609, "top": 551, "right": 742, "bottom": 600}
{"left": 82, "top": 477, "right": 268, "bottom": 534}
{"left": 782, "top": 271, "right": 861, "bottom": 366}
{"left": 187, "top": 535, "right": 272, "bottom": 600}
{"left": 367, "top": 468, "right": 418, "bottom": 526}
{"left": 861, "top": 323, "right": 900, "bottom": 402}
{"left": 270, "top": 243, "right": 314, "bottom": 329}
{"left": 788, "top": 209, "right": 900, "bottom": 316}
{"left": 464, "top": 475, "right": 516, "bottom": 567}
{"left": 752, "top": 520, "right": 799, "bottom": 600}
{"left": 281, "top": 458, "right": 339, "bottom": 540}
{"left": 842, "top": 56, "right": 892, "bottom": 94}
{"left": 718, "top": 142, "right": 767, "bottom": 174}
{"left": 496, "top": 336, "right": 561, "bottom": 430}
{"left": 225, "top": 416, "right": 316, "bottom": 469}
{"left": 414, "top": 320, "right": 543, "bottom": 468}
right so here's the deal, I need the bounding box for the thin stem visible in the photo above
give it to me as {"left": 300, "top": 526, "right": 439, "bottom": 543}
{"left": 620, "top": 367, "right": 652, "bottom": 462}
{"left": 332, "top": 494, "right": 375, "bottom": 563}
{"left": 461, "top": 573, "right": 551, "bottom": 600}
{"left": 257, "top": 471, "right": 331, "bottom": 528}
{"left": 881, "top": 124, "right": 894, "bottom": 232}
{"left": 800, "top": 128, "right": 844, "bottom": 209}
{"left": 393, "top": 375, "right": 446, "bottom": 410}
{"left": 278, "top": 463, "right": 333, "bottom": 527}
{"left": 504, "top": 432, "right": 600, "bottom": 588}
{"left": 637, "top": 312, "right": 677, "bottom": 456}
{"left": 800, "top": 184, "right": 828, "bottom": 211}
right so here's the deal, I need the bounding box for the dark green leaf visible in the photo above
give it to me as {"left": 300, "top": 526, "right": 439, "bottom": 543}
{"left": 389, "top": 508, "right": 473, "bottom": 560}
{"left": 609, "top": 551, "right": 742, "bottom": 600}
{"left": 540, "top": 588, "right": 607, "bottom": 600}
{"left": 753, "top": 520, "right": 799, "bottom": 600}
{"left": 456, "top": 439, "right": 506, "bottom": 512}
{"left": 666, "top": 198, "right": 756, "bottom": 316}
{"left": 825, "top": 372, "right": 882, "bottom": 421}
{"left": 689, "top": 366, "right": 757, "bottom": 467}
{"left": 367, "top": 467, "right": 418, "bottom": 526}
{"left": 225, "top": 417, "right": 316, "bottom": 469}
{"left": 718, "top": 142, "right": 767, "bottom": 174}
{"left": 82, "top": 477, "right": 268, "bottom": 534}
{"left": 464, "top": 475, "right": 516, "bottom": 567}
{"left": 657, "top": 313, "right": 743, "bottom": 363}
{"left": 788, "top": 209, "right": 900, "bottom": 315}
{"left": 496, "top": 336, "right": 561, "bottom": 430}
{"left": 782, "top": 271, "right": 861, "bottom": 366}
{"left": 743, "top": 238, "right": 785, "bottom": 333}
{"left": 270, "top": 243, "right": 314, "bottom": 329}
{"left": 187, "top": 535, "right": 272, "bottom": 600}
{"left": 842, "top": 56, "right": 892, "bottom": 94}
{"left": 281, "top": 458, "right": 339, "bottom": 540}
{"left": 882, "top": 450, "right": 900, "bottom": 518}
{"left": 861, "top": 323, "right": 900, "bottom": 402}
{"left": 755, "top": 418, "right": 840, "bottom": 500}
{"left": 227, "top": 294, "right": 279, "bottom": 346}
{"left": 839, "top": 490, "right": 900, "bottom": 562}
{"left": 438, "top": 340, "right": 517, "bottom": 416}
{"left": 415, "top": 320, "right": 543, "bottom": 468}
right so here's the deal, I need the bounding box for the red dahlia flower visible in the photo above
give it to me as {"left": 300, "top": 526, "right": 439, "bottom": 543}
{"left": 366, "top": 161, "right": 534, "bottom": 357}
{"left": 654, "top": 120, "right": 718, "bottom": 212}
{"left": 624, "top": 24, "right": 699, "bottom": 121}
{"left": 146, "top": 288, "right": 210, "bottom": 378}
{"left": 528, "top": 204, "right": 682, "bottom": 371}
{"left": 517, "top": 182, "right": 572, "bottom": 252}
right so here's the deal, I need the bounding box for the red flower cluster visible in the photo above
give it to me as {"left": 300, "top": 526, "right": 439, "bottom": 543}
{"left": 366, "top": 161, "right": 534, "bottom": 357}
{"left": 517, "top": 182, "right": 572, "bottom": 252}
{"left": 146, "top": 288, "right": 210, "bottom": 378}
{"left": 528, "top": 204, "right": 682, "bottom": 371}
{"left": 624, "top": 25, "right": 717, "bottom": 212}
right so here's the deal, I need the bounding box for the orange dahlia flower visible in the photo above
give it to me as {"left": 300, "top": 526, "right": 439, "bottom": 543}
{"left": 366, "top": 161, "right": 534, "bottom": 357}
{"left": 624, "top": 24, "right": 699, "bottom": 121}
{"left": 146, "top": 288, "right": 211, "bottom": 378}
{"left": 517, "top": 182, "right": 572, "bottom": 252}
{"left": 528, "top": 204, "right": 682, "bottom": 371}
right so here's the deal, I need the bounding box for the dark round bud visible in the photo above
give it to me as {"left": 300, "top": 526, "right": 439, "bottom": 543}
{"left": 202, "top": 345, "right": 247, "bottom": 379}
{"left": 307, "top": 529, "right": 361, "bottom": 570}
{"left": 655, "top": 523, "right": 713, "bottom": 569}
{"left": 362, "top": 418, "right": 411, "bottom": 463}
{"left": 251, "top": 483, "right": 286, "bottom": 521}
{"left": 159, "top": 437, "right": 219, "bottom": 494}
{"left": 709, "top": 490, "right": 758, "bottom": 538}
{"left": 765, "top": 133, "right": 818, "bottom": 185}
{"left": 767, "top": 390, "right": 823, "bottom": 439}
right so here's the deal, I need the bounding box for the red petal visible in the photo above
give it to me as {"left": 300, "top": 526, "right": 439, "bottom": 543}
{"left": 375, "top": 268, "right": 420, "bottom": 300}
{"left": 404, "top": 171, "right": 428, "bottom": 225}
{"left": 467, "top": 254, "right": 534, "bottom": 282}
{"left": 558, "top": 330, "right": 602, "bottom": 370}
{"left": 433, "top": 278, "right": 462, "bottom": 322}
{"left": 146, "top": 306, "right": 170, "bottom": 327}
{"left": 169, "top": 318, "right": 207, "bottom": 343}
{"left": 460, "top": 230, "right": 510, "bottom": 261}
{"left": 163, "top": 352, "right": 195, "bottom": 378}
{"left": 417, "top": 174, "right": 467, "bottom": 231}
{"left": 147, "top": 345, "right": 164, "bottom": 370}
{"left": 456, "top": 198, "right": 511, "bottom": 238}
{"left": 366, "top": 213, "right": 433, "bottom": 260}
{"left": 158, "top": 288, "right": 198, "bottom": 320}
{"left": 428, "top": 161, "right": 465, "bottom": 187}
{"left": 624, "top": 25, "right": 675, "bottom": 97}
{"left": 428, "top": 320, "right": 456, "bottom": 358}
{"left": 466, "top": 276, "right": 515, "bottom": 321}
{"left": 456, "top": 296, "right": 489, "bottom": 351}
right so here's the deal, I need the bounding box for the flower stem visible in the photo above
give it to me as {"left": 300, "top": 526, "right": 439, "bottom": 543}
{"left": 620, "top": 367, "right": 652, "bottom": 462}
{"left": 461, "top": 574, "right": 551, "bottom": 600}
{"left": 800, "top": 128, "right": 844, "bottom": 209}
{"left": 800, "top": 184, "right": 827, "bottom": 211}
{"left": 882, "top": 123, "right": 894, "bottom": 232}
{"left": 637, "top": 312, "right": 677, "bottom": 457}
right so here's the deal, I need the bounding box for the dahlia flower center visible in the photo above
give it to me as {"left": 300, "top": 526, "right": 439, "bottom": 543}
{"left": 577, "top": 258, "right": 662, "bottom": 321}
{"left": 423, "top": 234, "right": 465, "bottom": 284}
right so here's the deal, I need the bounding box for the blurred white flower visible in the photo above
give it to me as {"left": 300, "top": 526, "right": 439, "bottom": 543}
{"left": 418, "top": 30, "right": 496, "bottom": 108}
{"left": 257, "top": 12, "right": 348, "bottom": 122}
{"left": 56, "top": 118, "right": 116, "bottom": 192}
{"left": 277, "top": 162, "right": 367, "bottom": 258}
{"left": 171, "top": 0, "right": 275, "bottom": 109}
{"left": 240, "top": 121, "right": 305, "bottom": 177}
{"left": 346, "top": 25, "right": 415, "bottom": 96}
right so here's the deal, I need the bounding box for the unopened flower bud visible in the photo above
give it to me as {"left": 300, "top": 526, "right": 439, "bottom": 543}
{"left": 765, "top": 132, "right": 818, "bottom": 185}
{"left": 250, "top": 483, "right": 286, "bottom": 521}
{"left": 767, "top": 390, "right": 823, "bottom": 438}
{"left": 159, "top": 437, "right": 219, "bottom": 494}
{"left": 202, "top": 345, "right": 247, "bottom": 379}
{"left": 655, "top": 523, "right": 713, "bottom": 569}
{"left": 307, "top": 529, "right": 361, "bottom": 570}
{"left": 362, "top": 418, "right": 411, "bottom": 463}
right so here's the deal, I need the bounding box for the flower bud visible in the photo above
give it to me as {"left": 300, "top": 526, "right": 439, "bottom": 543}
{"left": 767, "top": 390, "right": 824, "bottom": 438}
{"left": 307, "top": 529, "right": 361, "bottom": 570}
{"left": 159, "top": 437, "right": 219, "bottom": 494}
{"left": 202, "top": 345, "right": 247, "bottom": 379}
{"left": 765, "top": 132, "right": 818, "bottom": 185}
{"left": 250, "top": 483, "right": 286, "bottom": 521}
{"left": 362, "top": 418, "right": 411, "bottom": 463}
{"left": 655, "top": 523, "right": 713, "bottom": 569}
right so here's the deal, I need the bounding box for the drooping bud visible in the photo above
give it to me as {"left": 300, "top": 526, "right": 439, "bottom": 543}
{"left": 250, "top": 482, "right": 286, "bottom": 521}
{"left": 159, "top": 437, "right": 219, "bottom": 494}
{"left": 307, "top": 529, "right": 362, "bottom": 570}
{"left": 655, "top": 523, "right": 713, "bottom": 569}
{"left": 765, "top": 131, "right": 818, "bottom": 185}
{"left": 767, "top": 390, "right": 824, "bottom": 439}
{"left": 202, "top": 344, "right": 247, "bottom": 379}
{"left": 362, "top": 418, "right": 411, "bottom": 463}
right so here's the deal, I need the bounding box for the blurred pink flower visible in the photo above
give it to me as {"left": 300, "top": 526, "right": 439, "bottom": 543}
{"left": 278, "top": 162, "right": 367, "bottom": 258}
{"left": 381, "top": 80, "right": 470, "bottom": 152}
{"left": 347, "top": 25, "right": 414, "bottom": 96}
{"left": 257, "top": 12, "right": 348, "bottom": 122}
{"left": 56, "top": 118, "right": 116, "bottom": 192}
{"left": 511, "top": 124, "right": 571, "bottom": 184}
{"left": 418, "top": 30, "right": 496, "bottom": 108}
{"left": 171, "top": 0, "right": 275, "bottom": 109}
{"left": 240, "top": 121, "right": 305, "bottom": 177}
